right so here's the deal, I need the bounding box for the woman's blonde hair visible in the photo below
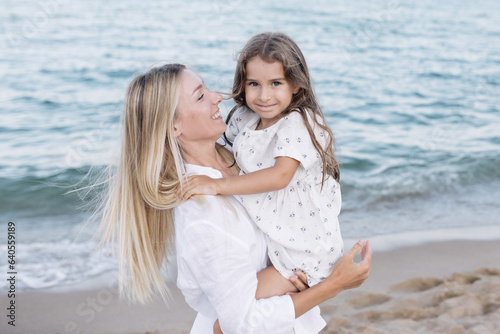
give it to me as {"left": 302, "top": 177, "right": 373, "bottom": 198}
{"left": 229, "top": 32, "right": 340, "bottom": 184}
{"left": 96, "top": 63, "right": 238, "bottom": 304}
{"left": 97, "top": 63, "right": 186, "bottom": 304}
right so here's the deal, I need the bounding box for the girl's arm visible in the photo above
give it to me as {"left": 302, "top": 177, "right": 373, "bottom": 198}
{"left": 178, "top": 156, "right": 300, "bottom": 199}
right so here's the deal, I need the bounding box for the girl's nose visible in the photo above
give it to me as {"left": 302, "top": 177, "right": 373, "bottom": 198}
{"left": 260, "top": 87, "right": 271, "bottom": 101}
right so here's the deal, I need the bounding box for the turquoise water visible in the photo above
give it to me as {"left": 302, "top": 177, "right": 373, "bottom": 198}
{"left": 1, "top": 0, "right": 499, "bottom": 290}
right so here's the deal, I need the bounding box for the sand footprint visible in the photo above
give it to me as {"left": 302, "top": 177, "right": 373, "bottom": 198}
{"left": 348, "top": 293, "right": 391, "bottom": 309}
{"left": 390, "top": 277, "right": 443, "bottom": 293}
{"left": 475, "top": 267, "right": 500, "bottom": 276}
{"left": 430, "top": 286, "right": 464, "bottom": 306}
{"left": 445, "top": 272, "right": 480, "bottom": 285}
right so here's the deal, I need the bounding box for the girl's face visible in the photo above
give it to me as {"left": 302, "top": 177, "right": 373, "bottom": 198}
{"left": 244, "top": 56, "right": 299, "bottom": 129}
{"left": 174, "top": 70, "right": 225, "bottom": 143}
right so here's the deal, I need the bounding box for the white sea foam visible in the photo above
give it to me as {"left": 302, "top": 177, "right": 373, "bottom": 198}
{"left": 3, "top": 225, "right": 499, "bottom": 292}
{"left": 344, "top": 225, "right": 500, "bottom": 253}
{"left": 0, "top": 238, "right": 118, "bottom": 292}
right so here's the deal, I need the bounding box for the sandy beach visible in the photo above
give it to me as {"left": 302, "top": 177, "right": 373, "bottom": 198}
{"left": 320, "top": 239, "right": 500, "bottom": 334}
{"left": 4, "top": 238, "right": 500, "bottom": 334}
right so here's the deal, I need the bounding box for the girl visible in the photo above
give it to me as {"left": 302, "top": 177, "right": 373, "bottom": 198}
{"left": 179, "top": 32, "right": 344, "bottom": 287}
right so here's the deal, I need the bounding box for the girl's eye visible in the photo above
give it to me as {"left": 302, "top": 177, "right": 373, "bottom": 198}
{"left": 248, "top": 82, "right": 258, "bottom": 87}
{"left": 198, "top": 93, "right": 204, "bottom": 101}
{"left": 272, "top": 82, "right": 281, "bottom": 87}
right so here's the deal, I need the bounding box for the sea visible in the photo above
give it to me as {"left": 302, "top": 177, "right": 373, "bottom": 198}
{"left": 1, "top": 0, "right": 499, "bottom": 292}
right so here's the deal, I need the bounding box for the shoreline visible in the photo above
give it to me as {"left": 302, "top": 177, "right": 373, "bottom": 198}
{"left": 4, "top": 238, "right": 500, "bottom": 334}
{"left": 9, "top": 225, "right": 500, "bottom": 293}
{"left": 343, "top": 224, "right": 500, "bottom": 253}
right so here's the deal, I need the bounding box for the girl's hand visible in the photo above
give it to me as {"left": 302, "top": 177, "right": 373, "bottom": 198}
{"left": 288, "top": 270, "right": 309, "bottom": 293}
{"left": 177, "top": 175, "right": 220, "bottom": 200}
{"left": 324, "top": 240, "right": 372, "bottom": 295}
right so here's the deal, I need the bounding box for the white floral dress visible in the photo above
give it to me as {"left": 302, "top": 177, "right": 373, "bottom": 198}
{"left": 226, "top": 107, "right": 344, "bottom": 286}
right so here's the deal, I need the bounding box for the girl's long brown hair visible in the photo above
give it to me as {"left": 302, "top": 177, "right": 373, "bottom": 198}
{"left": 228, "top": 32, "right": 340, "bottom": 184}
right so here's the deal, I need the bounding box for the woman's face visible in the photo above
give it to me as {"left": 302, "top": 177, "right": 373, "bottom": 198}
{"left": 174, "top": 70, "right": 225, "bottom": 144}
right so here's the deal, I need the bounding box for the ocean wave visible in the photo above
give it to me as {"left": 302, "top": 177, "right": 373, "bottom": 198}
{"left": 412, "top": 100, "right": 465, "bottom": 109}
{"left": 0, "top": 166, "right": 105, "bottom": 219}
{"left": 2, "top": 149, "right": 498, "bottom": 222}
{"left": 340, "top": 156, "right": 379, "bottom": 172}
{"left": 0, "top": 238, "right": 118, "bottom": 291}
{"left": 340, "top": 152, "right": 500, "bottom": 207}
{"left": 418, "top": 72, "right": 462, "bottom": 79}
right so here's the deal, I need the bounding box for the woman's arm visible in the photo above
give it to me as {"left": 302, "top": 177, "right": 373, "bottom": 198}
{"left": 178, "top": 156, "right": 300, "bottom": 199}
{"left": 178, "top": 197, "right": 371, "bottom": 333}
{"left": 211, "top": 240, "right": 371, "bottom": 333}
{"left": 213, "top": 268, "right": 308, "bottom": 334}
{"left": 186, "top": 225, "right": 370, "bottom": 332}
{"left": 291, "top": 240, "right": 372, "bottom": 317}
{"left": 214, "top": 267, "right": 309, "bottom": 333}
{"left": 180, "top": 220, "right": 298, "bottom": 333}
{"left": 254, "top": 241, "right": 372, "bottom": 317}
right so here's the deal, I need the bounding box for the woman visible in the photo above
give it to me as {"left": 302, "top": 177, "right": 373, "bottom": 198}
{"left": 98, "top": 63, "right": 372, "bottom": 333}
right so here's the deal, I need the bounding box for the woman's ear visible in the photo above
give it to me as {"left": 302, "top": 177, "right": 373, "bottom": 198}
{"left": 173, "top": 120, "right": 182, "bottom": 138}
{"left": 293, "top": 85, "right": 300, "bottom": 94}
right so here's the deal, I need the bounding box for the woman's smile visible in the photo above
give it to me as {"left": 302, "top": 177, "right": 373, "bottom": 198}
{"left": 211, "top": 110, "right": 222, "bottom": 120}
{"left": 175, "top": 70, "right": 226, "bottom": 142}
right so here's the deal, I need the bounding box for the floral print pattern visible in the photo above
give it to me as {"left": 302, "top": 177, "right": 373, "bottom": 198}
{"left": 227, "top": 107, "right": 343, "bottom": 286}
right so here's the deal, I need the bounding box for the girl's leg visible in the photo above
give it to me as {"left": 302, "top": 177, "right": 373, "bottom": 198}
{"left": 256, "top": 266, "right": 298, "bottom": 299}
{"left": 213, "top": 267, "right": 297, "bottom": 332}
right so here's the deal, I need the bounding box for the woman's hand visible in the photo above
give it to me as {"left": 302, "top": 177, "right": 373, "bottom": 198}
{"left": 324, "top": 240, "right": 372, "bottom": 294}
{"left": 289, "top": 240, "right": 372, "bottom": 318}
{"left": 176, "top": 175, "right": 220, "bottom": 200}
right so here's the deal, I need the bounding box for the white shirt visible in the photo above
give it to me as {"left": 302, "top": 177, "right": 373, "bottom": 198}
{"left": 174, "top": 164, "right": 326, "bottom": 334}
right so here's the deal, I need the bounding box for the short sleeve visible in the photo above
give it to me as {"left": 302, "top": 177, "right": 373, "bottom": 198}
{"left": 225, "top": 107, "right": 256, "bottom": 143}
{"left": 179, "top": 220, "right": 296, "bottom": 334}
{"left": 273, "top": 112, "right": 320, "bottom": 171}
